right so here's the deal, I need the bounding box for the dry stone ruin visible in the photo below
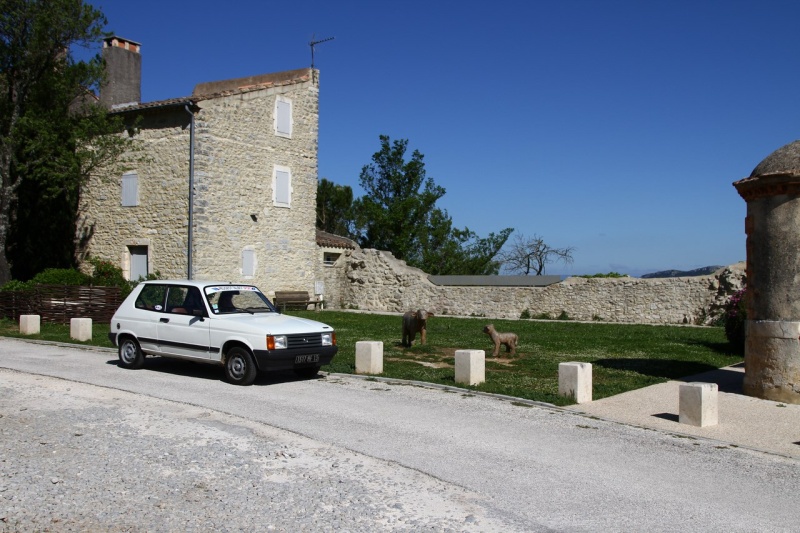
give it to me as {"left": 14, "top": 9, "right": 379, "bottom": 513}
{"left": 316, "top": 247, "right": 744, "bottom": 325}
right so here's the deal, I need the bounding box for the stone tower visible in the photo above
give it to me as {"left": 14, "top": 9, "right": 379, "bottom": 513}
{"left": 99, "top": 36, "right": 141, "bottom": 108}
{"left": 733, "top": 140, "right": 800, "bottom": 403}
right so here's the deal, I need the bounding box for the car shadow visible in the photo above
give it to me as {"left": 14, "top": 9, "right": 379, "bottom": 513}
{"left": 106, "top": 356, "right": 321, "bottom": 386}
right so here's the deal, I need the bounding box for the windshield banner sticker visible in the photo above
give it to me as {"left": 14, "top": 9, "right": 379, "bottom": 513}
{"left": 205, "top": 285, "right": 260, "bottom": 295}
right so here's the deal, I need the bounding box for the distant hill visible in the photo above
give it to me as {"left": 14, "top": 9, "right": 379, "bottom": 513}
{"left": 641, "top": 266, "right": 723, "bottom": 279}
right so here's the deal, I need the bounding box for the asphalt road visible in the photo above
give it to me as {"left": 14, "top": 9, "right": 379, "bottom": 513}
{"left": 1, "top": 337, "right": 798, "bottom": 531}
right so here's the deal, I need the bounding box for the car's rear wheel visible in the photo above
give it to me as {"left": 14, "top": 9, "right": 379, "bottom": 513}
{"left": 294, "top": 366, "right": 321, "bottom": 379}
{"left": 225, "top": 347, "right": 257, "bottom": 386}
{"left": 118, "top": 337, "right": 145, "bottom": 369}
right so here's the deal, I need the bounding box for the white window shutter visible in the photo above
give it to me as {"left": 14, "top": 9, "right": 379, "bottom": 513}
{"left": 242, "top": 249, "right": 255, "bottom": 277}
{"left": 274, "top": 167, "right": 291, "bottom": 207}
{"left": 129, "top": 245, "right": 148, "bottom": 281}
{"left": 276, "top": 98, "right": 292, "bottom": 137}
{"left": 121, "top": 172, "right": 139, "bottom": 206}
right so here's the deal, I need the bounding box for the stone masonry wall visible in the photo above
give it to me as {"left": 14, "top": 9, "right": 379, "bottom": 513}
{"left": 316, "top": 255, "right": 350, "bottom": 309}
{"left": 191, "top": 78, "right": 319, "bottom": 295}
{"left": 322, "top": 248, "right": 745, "bottom": 325}
{"left": 77, "top": 71, "right": 320, "bottom": 295}
{"left": 76, "top": 112, "right": 192, "bottom": 279}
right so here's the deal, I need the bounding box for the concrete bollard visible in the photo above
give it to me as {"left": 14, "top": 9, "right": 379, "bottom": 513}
{"left": 19, "top": 315, "right": 41, "bottom": 335}
{"left": 559, "top": 362, "right": 593, "bottom": 404}
{"left": 679, "top": 382, "right": 718, "bottom": 427}
{"left": 70, "top": 317, "right": 93, "bottom": 342}
{"left": 355, "top": 341, "right": 384, "bottom": 374}
{"left": 455, "top": 349, "right": 485, "bottom": 386}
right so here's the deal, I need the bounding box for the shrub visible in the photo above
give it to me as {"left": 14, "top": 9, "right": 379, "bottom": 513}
{"left": 30, "top": 268, "right": 91, "bottom": 286}
{"left": 0, "top": 279, "right": 33, "bottom": 292}
{"left": 557, "top": 310, "right": 570, "bottom": 320}
{"left": 577, "top": 272, "right": 629, "bottom": 278}
{"left": 0, "top": 259, "right": 157, "bottom": 298}
{"left": 87, "top": 257, "right": 136, "bottom": 297}
{"left": 88, "top": 258, "right": 126, "bottom": 285}
{"left": 520, "top": 309, "right": 531, "bottom": 319}
{"left": 723, "top": 288, "right": 746, "bottom": 353}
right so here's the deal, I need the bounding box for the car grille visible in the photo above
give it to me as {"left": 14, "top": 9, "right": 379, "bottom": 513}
{"left": 286, "top": 333, "right": 324, "bottom": 349}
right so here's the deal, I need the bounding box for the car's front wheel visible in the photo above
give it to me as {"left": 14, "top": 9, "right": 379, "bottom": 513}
{"left": 118, "top": 337, "right": 145, "bottom": 369}
{"left": 225, "top": 347, "right": 258, "bottom": 386}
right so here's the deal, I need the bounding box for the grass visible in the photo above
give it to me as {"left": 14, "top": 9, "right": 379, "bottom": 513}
{"left": 0, "top": 312, "right": 741, "bottom": 406}
{"left": 0, "top": 319, "right": 114, "bottom": 348}
{"left": 292, "top": 311, "right": 741, "bottom": 405}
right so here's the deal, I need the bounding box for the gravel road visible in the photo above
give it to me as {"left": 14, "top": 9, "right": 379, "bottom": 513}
{"left": 1, "top": 338, "right": 799, "bottom": 532}
{"left": 1, "top": 370, "right": 503, "bottom": 532}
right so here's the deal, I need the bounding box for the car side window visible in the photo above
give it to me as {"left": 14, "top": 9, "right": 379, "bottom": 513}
{"left": 135, "top": 285, "right": 167, "bottom": 312}
{"left": 167, "top": 286, "right": 204, "bottom": 315}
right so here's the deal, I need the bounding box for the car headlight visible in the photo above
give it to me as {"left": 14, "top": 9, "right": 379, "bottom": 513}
{"left": 267, "top": 335, "right": 287, "bottom": 350}
{"left": 321, "top": 332, "right": 335, "bottom": 346}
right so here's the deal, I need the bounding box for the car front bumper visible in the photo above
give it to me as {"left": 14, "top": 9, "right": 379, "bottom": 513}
{"left": 253, "top": 346, "right": 338, "bottom": 371}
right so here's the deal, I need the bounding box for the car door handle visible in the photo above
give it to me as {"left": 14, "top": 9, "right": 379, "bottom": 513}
{"left": 160, "top": 318, "right": 170, "bottom": 323}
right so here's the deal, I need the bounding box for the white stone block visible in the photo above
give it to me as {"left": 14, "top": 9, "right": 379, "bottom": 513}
{"left": 559, "top": 362, "right": 593, "bottom": 404}
{"left": 70, "top": 317, "right": 93, "bottom": 342}
{"left": 19, "top": 315, "right": 40, "bottom": 335}
{"left": 455, "top": 350, "right": 485, "bottom": 386}
{"left": 679, "top": 382, "right": 718, "bottom": 427}
{"left": 355, "top": 341, "right": 383, "bottom": 374}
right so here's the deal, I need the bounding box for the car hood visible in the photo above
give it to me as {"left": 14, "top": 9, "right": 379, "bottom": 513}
{"left": 213, "top": 312, "right": 334, "bottom": 335}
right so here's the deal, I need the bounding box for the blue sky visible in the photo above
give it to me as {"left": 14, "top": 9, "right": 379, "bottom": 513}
{"left": 86, "top": 0, "right": 800, "bottom": 277}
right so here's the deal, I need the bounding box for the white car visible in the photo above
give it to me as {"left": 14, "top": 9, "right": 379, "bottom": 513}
{"left": 109, "top": 280, "right": 338, "bottom": 385}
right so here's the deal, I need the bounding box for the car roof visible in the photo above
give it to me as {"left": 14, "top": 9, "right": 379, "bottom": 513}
{"left": 140, "top": 280, "right": 252, "bottom": 288}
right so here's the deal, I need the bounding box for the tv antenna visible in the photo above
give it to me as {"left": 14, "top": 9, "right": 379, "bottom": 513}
{"left": 309, "top": 35, "right": 334, "bottom": 68}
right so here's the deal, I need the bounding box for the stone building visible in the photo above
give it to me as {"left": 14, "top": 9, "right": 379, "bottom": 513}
{"left": 77, "top": 37, "right": 321, "bottom": 296}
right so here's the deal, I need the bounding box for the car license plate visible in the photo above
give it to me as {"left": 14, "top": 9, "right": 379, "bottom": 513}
{"left": 295, "top": 354, "right": 319, "bottom": 364}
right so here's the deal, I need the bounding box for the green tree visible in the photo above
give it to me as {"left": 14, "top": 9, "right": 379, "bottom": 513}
{"left": 418, "top": 209, "right": 512, "bottom": 275}
{"left": 316, "top": 177, "right": 355, "bottom": 238}
{"left": 352, "top": 135, "right": 512, "bottom": 275}
{"left": 0, "top": 0, "right": 128, "bottom": 283}
{"left": 353, "top": 135, "right": 445, "bottom": 264}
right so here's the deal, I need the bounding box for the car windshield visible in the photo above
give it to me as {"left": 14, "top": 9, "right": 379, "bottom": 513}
{"left": 204, "top": 285, "right": 277, "bottom": 315}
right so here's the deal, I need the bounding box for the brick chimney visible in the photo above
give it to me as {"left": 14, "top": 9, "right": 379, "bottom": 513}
{"left": 100, "top": 36, "right": 141, "bottom": 109}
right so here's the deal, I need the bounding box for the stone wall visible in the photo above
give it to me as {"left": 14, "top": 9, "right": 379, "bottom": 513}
{"left": 319, "top": 248, "right": 745, "bottom": 325}
{"left": 316, "top": 255, "right": 350, "bottom": 309}
{"left": 77, "top": 70, "right": 320, "bottom": 295}
{"left": 76, "top": 112, "right": 193, "bottom": 279}
{"left": 191, "top": 76, "right": 320, "bottom": 294}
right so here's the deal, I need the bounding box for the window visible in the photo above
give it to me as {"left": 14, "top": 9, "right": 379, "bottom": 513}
{"left": 275, "top": 96, "right": 292, "bottom": 138}
{"left": 166, "top": 286, "right": 203, "bottom": 315}
{"left": 323, "top": 252, "right": 341, "bottom": 266}
{"left": 135, "top": 284, "right": 166, "bottom": 311}
{"left": 121, "top": 172, "right": 139, "bottom": 206}
{"left": 273, "top": 165, "right": 292, "bottom": 208}
{"left": 129, "top": 245, "right": 148, "bottom": 281}
{"left": 242, "top": 249, "right": 255, "bottom": 277}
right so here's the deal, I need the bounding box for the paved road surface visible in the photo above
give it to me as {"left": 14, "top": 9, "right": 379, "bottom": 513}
{"left": 1, "top": 338, "right": 798, "bottom": 531}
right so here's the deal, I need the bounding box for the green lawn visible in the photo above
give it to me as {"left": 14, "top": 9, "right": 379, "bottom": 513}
{"left": 0, "top": 312, "right": 741, "bottom": 406}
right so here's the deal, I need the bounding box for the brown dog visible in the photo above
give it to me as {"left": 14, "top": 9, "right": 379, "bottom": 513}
{"left": 402, "top": 309, "right": 432, "bottom": 347}
{"left": 483, "top": 324, "right": 518, "bottom": 357}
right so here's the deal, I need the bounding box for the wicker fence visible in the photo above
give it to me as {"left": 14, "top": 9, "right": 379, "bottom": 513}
{"left": 0, "top": 285, "right": 124, "bottom": 325}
